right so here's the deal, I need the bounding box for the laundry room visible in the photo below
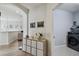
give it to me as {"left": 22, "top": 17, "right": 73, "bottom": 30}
{"left": 53, "top": 3, "right": 79, "bottom": 56}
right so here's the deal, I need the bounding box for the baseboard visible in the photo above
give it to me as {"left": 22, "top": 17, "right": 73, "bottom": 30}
{"left": 55, "top": 44, "right": 66, "bottom": 48}
{"left": 9, "top": 40, "right": 17, "bottom": 44}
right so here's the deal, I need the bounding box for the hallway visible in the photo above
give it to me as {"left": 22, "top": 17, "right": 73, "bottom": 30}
{"left": 0, "top": 40, "right": 31, "bottom": 56}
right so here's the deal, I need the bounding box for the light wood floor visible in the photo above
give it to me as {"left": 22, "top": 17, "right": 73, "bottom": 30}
{"left": 0, "top": 40, "right": 32, "bottom": 56}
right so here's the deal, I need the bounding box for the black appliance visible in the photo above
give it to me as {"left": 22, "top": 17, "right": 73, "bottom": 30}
{"left": 67, "top": 32, "right": 79, "bottom": 51}
{"left": 67, "top": 21, "right": 79, "bottom": 51}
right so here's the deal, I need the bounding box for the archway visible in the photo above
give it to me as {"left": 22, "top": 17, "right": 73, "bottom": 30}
{"left": 0, "top": 3, "right": 29, "bottom": 56}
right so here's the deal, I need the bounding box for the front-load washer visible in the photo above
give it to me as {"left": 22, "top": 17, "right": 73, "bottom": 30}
{"left": 67, "top": 32, "right": 79, "bottom": 51}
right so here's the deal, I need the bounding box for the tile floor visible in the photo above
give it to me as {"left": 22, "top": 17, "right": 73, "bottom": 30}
{"left": 54, "top": 45, "right": 79, "bottom": 56}
{"left": 2, "top": 40, "right": 79, "bottom": 56}
{"left": 0, "top": 40, "right": 31, "bottom": 56}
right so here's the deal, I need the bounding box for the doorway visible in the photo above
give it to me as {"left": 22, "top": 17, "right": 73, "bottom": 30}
{"left": 53, "top": 3, "right": 79, "bottom": 56}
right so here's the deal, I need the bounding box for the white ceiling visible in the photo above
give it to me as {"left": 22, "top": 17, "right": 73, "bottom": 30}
{"left": 20, "top": 3, "right": 46, "bottom": 9}
{"left": 57, "top": 3, "right": 79, "bottom": 13}
{"left": 0, "top": 3, "right": 46, "bottom": 16}
{"left": 0, "top": 3, "right": 46, "bottom": 13}
{"left": 0, "top": 4, "right": 26, "bottom": 17}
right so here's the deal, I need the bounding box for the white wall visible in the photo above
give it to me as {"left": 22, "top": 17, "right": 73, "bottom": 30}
{"left": 45, "top": 3, "right": 59, "bottom": 55}
{"left": 8, "top": 32, "right": 18, "bottom": 44}
{"left": 53, "top": 9, "right": 73, "bottom": 46}
{"left": 20, "top": 4, "right": 47, "bottom": 51}
{"left": 28, "top": 4, "right": 59, "bottom": 55}
{"left": 28, "top": 4, "right": 56, "bottom": 55}
{"left": 74, "top": 12, "right": 79, "bottom": 25}
{"left": 0, "top": 32, "right": 18, "bottom": 45}
{"left": 0, "top": 32, "right": 8, "bottom": 45}
{"left": 29, "top": 4, "right": 46, "bottom": 37}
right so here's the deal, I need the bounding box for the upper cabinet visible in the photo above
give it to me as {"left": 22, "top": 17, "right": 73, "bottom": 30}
{"left": 0, "top": 8, "right": 23, "bottom": 32}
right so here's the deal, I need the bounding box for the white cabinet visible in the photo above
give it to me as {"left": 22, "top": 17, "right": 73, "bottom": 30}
{"left": 23, "top": 44, "right": 27, "bottom": 51}
{"left": 37, "top": 42, "right": 43, "bottom": 50}
{"left": 37, "top": 40, "right": 47, "bottom": 56}
{"left": 37, "top": 49, "right": 43, "bottom": 56}
{"left": 27, "top": 39, "right": 31, "bottom": 46}
{"left": 25, "top": 38, "right": 47, "bottom": 56}
{"left": 32, "top": 48, "right": 37, "bottom": 56}
{"left": 32, "top": 40, "right": 37, "bottom": 48}
{"left": 26, "top": 46, "right": 31, "bottom": 53}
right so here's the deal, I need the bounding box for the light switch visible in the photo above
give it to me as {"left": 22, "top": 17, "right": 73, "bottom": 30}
{"left": 32, "top": 48, "right": 37, "bottom": 56}
{"left": 37, "top": 50, "right": 43, "bottom": 56}
{"left": 37, "top": 42, "right": 43, "bottom": 50}
{"left": 32, "top": 40, "right": 36, "bottom": 48}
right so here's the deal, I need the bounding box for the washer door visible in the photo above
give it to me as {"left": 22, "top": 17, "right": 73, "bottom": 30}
{"left": 68, "top": 36, "right": 79, "bottom": 46}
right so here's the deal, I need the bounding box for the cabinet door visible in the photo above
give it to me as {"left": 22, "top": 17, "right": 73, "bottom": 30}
{"left": 27, "top": 39, "right": 31, "bottom": 46}
{"left": 23, "top": 38, "right": 26, "bottom": 45}
{"left": 37, "top": 49, "right": 43, "bottom": 56}
{"left": 37, "top": 42, "right": 43, "bottom": 50}
{"left": 23, "top": 44, "right": 27, "bottom": 51}
{"left": 26, "top": 46, "right": 31, "bottom": 53}
{"left": 32, "top": 40, "right": 36, "bottom": 48}
{"left": 32, "top": 48, "right": 37, "bottom": 56}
